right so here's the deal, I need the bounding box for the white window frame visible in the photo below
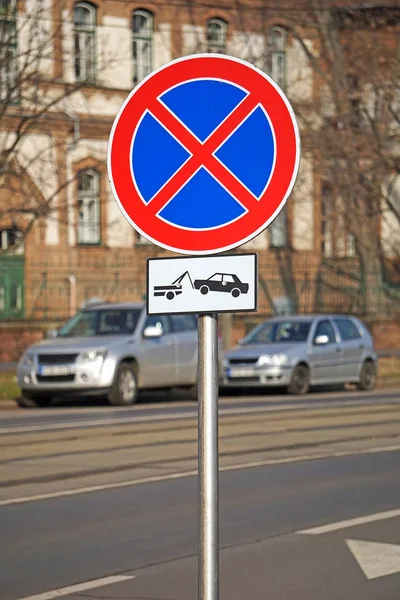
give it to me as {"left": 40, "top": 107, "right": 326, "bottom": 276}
{"left": 207, "top": 18, "right": 227, "bottom": 54}
{"left": 136, "top": 232, "right": 152, "bottom": 245}
{"left": 74, "top": 1, "right": 96, "bottom": 83}
{"left": 267, "top": 27, "right": 288, "bottom": 247}
{"left": 77, "top": 169, "right": 101, "bottom": 245}
{"left": 0, "top": 227, "right": 23, "bottom": 253}
{"left": 269, "top": 208, "right": 288, "bottom": 249}
{"left": 0, "top": 0, "right": 18, "bottom": 101}
{"left": 132, "top": 9, "right": 153, "bottom": 86}
{"left": 321, "top": 184, "right": 355, "bottom": 259}
{"left": 267, "top": 26, "right": 287, "bottom": 91}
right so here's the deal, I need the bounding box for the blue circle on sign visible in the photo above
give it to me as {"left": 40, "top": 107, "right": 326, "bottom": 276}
{"left": 131, "top": 79, "right": 275, "bottom": 230}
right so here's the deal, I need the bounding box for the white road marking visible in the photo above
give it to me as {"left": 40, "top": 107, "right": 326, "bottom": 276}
{"left": 16, "top": 574, "right": 135, "bottom": 600}
{"left": 346, "top": 539, "right": 400, "bottom": 580}
{"left": 1, "top": 443, "right": 400, "bottom": 508}
{"left": 299, "top": 507, "right": 400, "bottom": 535}
{"left": 1, "top": 396, "right": 398, "bottom": 435}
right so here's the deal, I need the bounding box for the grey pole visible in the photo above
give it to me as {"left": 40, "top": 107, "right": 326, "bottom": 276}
{"left": 198, "top": 313, "right": 219, "bottom": 600}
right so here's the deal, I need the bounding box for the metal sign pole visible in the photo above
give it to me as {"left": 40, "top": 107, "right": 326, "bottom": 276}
{"left": 198, "top": 313, "right": 219, "bottom": 600}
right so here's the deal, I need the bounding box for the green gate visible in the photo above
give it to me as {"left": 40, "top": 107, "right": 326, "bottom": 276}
{"left": 0, "top": 256, "right": 24, "bottom": 319}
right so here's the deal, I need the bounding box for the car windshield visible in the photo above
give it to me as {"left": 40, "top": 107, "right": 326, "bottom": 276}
{"left": 243, "top": 320, "right": 312, "bottom": 344}
{"left": 58, "top": 308, "right": 142, "bottom": 337}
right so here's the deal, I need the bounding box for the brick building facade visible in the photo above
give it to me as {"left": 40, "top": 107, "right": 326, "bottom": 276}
{"left": 0, "top": 0, "right": 399, "bottom": 323}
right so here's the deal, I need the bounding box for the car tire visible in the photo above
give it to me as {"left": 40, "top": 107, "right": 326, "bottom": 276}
{"left": 108, "top": 362, "right": 139, "bottom": 406}
{"left": 231, "top": 288, "right": 240, "bottom": 298}
{"left": 287, "top": 364, "right": 310, "bottom": 395}
{"left": 166, "top": 291, "right": 175, "bottom": 300}
{"left": 18, "top": 393, "right": 53, "bottom": 408}
{"left": 357, "top": 360, "right": 377, "bottom": 391}
{"left": 181, "top": 384, "right": 198, "bottom": 401}
{"left": 200, "top": 286, "right": 209, "bottom": 295}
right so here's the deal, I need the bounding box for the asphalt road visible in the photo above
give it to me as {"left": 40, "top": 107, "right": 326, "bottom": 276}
{"left": 1, "top": 387, "right": 400, "bottom": 433}
{"left": 2, "top": 452, "right": 400, "bottom": 599}
{"left": 1, "top": 389, "right": 400, "bottom": 599}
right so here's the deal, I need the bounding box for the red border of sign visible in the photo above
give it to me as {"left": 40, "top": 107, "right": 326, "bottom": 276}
{"left": 108, "top": 54, "right": 300, "bottom": 255}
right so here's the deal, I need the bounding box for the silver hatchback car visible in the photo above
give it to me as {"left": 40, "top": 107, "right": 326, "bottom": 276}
{"left": 17, "top": 303, "right": 198, "bottom": 407}
{"left": 222, "top": 315, "right": 377, "bottom": 394}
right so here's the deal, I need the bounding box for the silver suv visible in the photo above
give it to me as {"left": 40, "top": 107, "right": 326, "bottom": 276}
{"left": 17, "top": 303, "right": 198, "bottom": 407}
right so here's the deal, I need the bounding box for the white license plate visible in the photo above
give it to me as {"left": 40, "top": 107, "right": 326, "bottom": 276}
{"left": 39, "top": 365, "right": 71, "bottom": 376}
{"left": 228, "top": 368, "right": 256, "bottom": 378}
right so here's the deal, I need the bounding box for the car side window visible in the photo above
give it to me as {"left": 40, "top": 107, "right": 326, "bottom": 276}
{"left": 314, "top": 320, "right": 336, "bottom": 344}
{"left": 334, "top": 318, "right": 361, "bottom": 341}
{"left": 209, "top": 274, "right": 222, "bottom": 282}
{"left": 143, "top": 315, "right": 170, "bottom": 334}
{"left": 223, "top": 274, "right": 235, "bottom": 284}
{"left": 170, "top": 314, "right": 197, "bottom": 333}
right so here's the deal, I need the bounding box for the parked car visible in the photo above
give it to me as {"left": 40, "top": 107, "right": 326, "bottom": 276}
{"left": 17, "top": 303, "right": 199, "bottom": 407}
{"left": 222, "top": 314, "right": 377, "bottom": 394}
{"left": 194, "top": 273, "right": 249, "bottom": 297}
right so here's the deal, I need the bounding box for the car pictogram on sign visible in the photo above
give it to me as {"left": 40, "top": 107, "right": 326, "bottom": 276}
{"left": 193, "top": 273, "right": 249, "bottom": 298}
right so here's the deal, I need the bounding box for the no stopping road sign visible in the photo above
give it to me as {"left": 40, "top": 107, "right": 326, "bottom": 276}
{"left": 108, "top": 54, "right": 300, "bottom": 255}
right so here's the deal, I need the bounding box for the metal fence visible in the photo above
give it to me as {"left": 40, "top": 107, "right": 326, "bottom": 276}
{"left": 16, "top": 258, "right": 400, "bottom": 323}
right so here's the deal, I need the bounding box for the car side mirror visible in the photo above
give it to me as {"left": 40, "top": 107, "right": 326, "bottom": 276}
{"left": 314, "top": 334, "right": 329, "bottom": 346}
{"left": 238, "top": 338, "right": 244, "bottom": 346}
{"left": 46, "top": 328, "right": 59, "bottom": 339}
{"left": 143, "top": 326, "right": 163, "bottom": 339}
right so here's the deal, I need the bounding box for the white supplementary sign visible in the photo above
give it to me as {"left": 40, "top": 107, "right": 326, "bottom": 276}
{"left": 147, "top": 254, "right": 257, "bottom": 315}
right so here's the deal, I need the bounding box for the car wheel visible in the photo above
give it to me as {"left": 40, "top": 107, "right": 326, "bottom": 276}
{"left": 18, "top": 393, "right": 53, "bottom": 408}
{"left": 108, "top": 362, "right": 138, "bottom": 406}
{"left": 357, "top": 360, "right": 377, "bottom": 391}
{"left": 231, "top": 288, "right": 240, "bottom": 298}
{"left": 287, "top": 364, "right": 310, "bottom": 395}
{"left": 166, "top": 291, "right": 175, "bottom": 300}
{"left": 200, "top": 286, "right": 209, "bottom": 295}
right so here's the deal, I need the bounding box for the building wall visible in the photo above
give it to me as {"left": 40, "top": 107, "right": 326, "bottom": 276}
{"left": 1, "top": 0, "right": 399, "bottom": 320}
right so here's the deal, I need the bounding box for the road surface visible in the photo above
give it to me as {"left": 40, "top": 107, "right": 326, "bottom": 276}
{"left": 1, "top": 388, "right": 400, "bottom": 599}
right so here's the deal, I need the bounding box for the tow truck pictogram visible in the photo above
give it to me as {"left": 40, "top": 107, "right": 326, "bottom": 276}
{"left": 153, "top": 271, "right": 194, "bottom": 300}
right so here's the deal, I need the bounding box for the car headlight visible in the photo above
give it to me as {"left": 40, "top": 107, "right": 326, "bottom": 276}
{"left": 258, "top": 353, "right": 288, "bottom": 366}
{"left": 22, "top": 353, "right": 35, "bottom": 367}
{"left": 78, "top": 350, "right": 107, "bottom": 362}
{"left": 222, "top": 357, "right": 229, "bottom": 368}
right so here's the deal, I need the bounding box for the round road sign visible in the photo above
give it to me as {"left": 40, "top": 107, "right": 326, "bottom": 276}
{"left": 108, "top": 54, "right": 300, "bottom": 255}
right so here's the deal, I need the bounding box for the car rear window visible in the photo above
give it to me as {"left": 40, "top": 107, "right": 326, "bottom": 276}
{"left": 334, "top": 318, "right": 361, "bottom": 341}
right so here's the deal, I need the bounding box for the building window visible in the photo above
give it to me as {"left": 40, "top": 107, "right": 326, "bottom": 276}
{"left": 269, "top": 208, "right": 288, "bottom": 248}
{"left": 267, "top": 26, "right": 286, "bottom": 91}
{"left": 77, "top": 169, "right": 100, "bottom": 245}
{"left": 321, "top": 183, "right": 333, "bottom": 258}
{"left": 136, "top": 232, "right": 152, "bottom": 245}
{"left": 0, "top": 0, "right": 17, "bottom": 101}
{"left": 321, "top": 183, "right": 355, "bottom": 258}
{"left": 74, "top": 2, "right": 96, "bottom": 82}
{"left": 207, "top": 18, "right": 227, "bottom": 54}
{"left": 0, "top": 227, "right": 23, "bottom": 253}
{"left": 132, "top": 10, "right": 153, "bottom": 86}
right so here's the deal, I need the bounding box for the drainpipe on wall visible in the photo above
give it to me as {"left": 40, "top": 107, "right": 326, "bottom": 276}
{"left": 68, "top": 275, "right": 76, "bottom": 316}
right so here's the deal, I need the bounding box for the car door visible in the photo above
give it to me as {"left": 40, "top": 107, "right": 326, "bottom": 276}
{"left": 170, "top": 314, "right": 198, "bottom": 385}
{"left": 138, "top": 315, "right": 178, "bottom": 387}
{"left": 333, "top": 317, "right": 365, "bottom": 382}
{"left": 308, "top": 319, "right": 342, "bottom": 384}
{"left": 221, "top": 274, "right": 235, "bottom": 293}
